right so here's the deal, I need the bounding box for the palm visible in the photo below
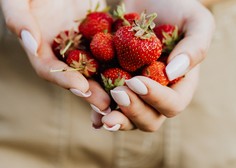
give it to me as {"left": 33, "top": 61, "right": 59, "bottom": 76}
{"left": 125, "top": 0, "right": 202, "bottom": 30}
{"left": 29, "top": 0, "right": 106, "bottom": 43}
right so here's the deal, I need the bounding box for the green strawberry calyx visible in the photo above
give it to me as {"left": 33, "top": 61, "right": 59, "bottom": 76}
{"left": 70, "top": 53, "right": 97, "bottom": 77}
{"left": 131, "top": 12, "right": 157, "bottom": 39}
{"left": 50, "top": 53, "right": 97, "bottom": 78}
{"left": 113, "top": 3, "right": 130, "bottom": 26}
{"left": 54, "top": 29, "right": 82, "bottom": 58}
{"left": 87, "top": 1, "right": 110, "bottom": 14}
{"left": 162, "top": 26, "right": 181, "bottom": 53}
{"left": 101, "top": 74, "right": 126, "bottom": 93}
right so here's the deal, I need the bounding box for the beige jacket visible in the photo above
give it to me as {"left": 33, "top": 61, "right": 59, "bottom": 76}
{"left": 1, "top": 1, "right": 236, "bottom": 168}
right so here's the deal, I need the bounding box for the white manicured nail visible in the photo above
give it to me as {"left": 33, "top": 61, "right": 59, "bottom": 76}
{"left": 166, "top": 54, "right": 190, "bottom": 81}
{"left": 90, "top": 104, "right": 111, "bottom": 115}
{"left": 103, "top": 124, "right": 121, "bottom": 132}
{"left": 21, "top": 30, "right": 38, "bottom": 56}
{"left": 125, "top": 78, "right": 148, "bottom": 95}
{"left": 70, "top": 88, "right": 92, "bottom": 97}
{"left": 110, "top": 90, "right": 130, "bottom": 107}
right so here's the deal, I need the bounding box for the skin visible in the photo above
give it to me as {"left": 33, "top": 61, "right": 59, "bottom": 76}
{"left": 200, "top": 0, "right": 224, "bottom": 6}
{"left": 0, "top": 0, "right": 111, "bottom": 113}
{"left": 0, "top": 0, "right": 215, "bottom": 132}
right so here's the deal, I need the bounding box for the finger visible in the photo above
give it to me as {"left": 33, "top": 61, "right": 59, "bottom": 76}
{"left": 125, "top": 66, "right": 200, "bottom": 118}
{"left": 86, "top": 79, "right": 111, "bottom": 115}
{"left": 169, "top": 65, "right": 200, "bottom": 106}
{"left": 26, "top": 39, "right": 92, "bottom": 97}
{"left": 91, "top": 110, "right": 103, "bottom": 129}
{"left": 110, "top": 86, "right": 166, "bottom": 132}
{"left": 1, "top": 0, "right": 41, "bottom": 56}
{"left": 33, "top": 41, "right": 111, "bottom": 111}
{"left": 102, "top": 111, "right": 135, "bottom": 131}
{"left": 165, "top": 4, "right": 215, "bottom": 80}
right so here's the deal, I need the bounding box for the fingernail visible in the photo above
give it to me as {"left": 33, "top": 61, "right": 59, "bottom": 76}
{"left": 166, "top": 54, "right": 190, "bottom": 81}
{"left": 21, "top": 30, "right": 38, "bottom": 56}
{"left": 90, "top": 104, "right": 111, "bottom": 116}
{"left": 125, "top": 78, "right": 148, "bottom": 95}
{"left": 70, "top": 88, "right": 92, "bottom": 98}
{"left": 110, "top": 90, "right": 130, "bottom": 107}
{"left": 103, "top": 124, "right": 121, "bottom": 132}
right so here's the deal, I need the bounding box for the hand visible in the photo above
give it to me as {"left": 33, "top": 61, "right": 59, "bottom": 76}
{"left": 0, "top": 0, "right": 111, "bottom": 115}
{"left": 125, "top": 0, "right": 215, "bottom": 81}
{"left": 92, "top": 0, "right": 214, "bottom": 132}
{"left": 92, "top": 66, "right": 199, "bottom": 132}
{"left": 200, "top": 0, "right": 223, "bottom": 7}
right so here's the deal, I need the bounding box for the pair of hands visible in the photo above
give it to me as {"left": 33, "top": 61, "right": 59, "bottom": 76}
{"left": 1, "top": 0, "right": 215, "bottom": 132}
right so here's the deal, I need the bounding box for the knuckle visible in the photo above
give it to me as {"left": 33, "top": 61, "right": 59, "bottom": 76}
{"left": 4, "top": 17, "right": 16, "bottom": 34}
{"left": 164, "top": 105, "right": 185, "bottom": 118}
{"left": 35, "top": 68, "right": 44, "bottom": 78}
{"left": 4, "top": 17, "right": 13, "bottom": 28}
{"left": 204, "top": 8, "right": 215, "bottom": 25}
{"left": 197, "top": 46, "right": 207, "bottom": 62}
{"left": 164, "top": 112, "right": 177, "bottom": 118}
{"left": 142, "top": 123, "right": 160, "bottom": 132}
{"left": 34, "top": 65, "right": 49, "bottom": 81}
{"left": 123, "top": 101, "right": 143, "bottom": 119}
{"left": 125, "top": 108, "right": 140, "bottom": 119}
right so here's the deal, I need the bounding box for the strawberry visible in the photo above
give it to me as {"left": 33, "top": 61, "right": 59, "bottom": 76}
{"left": 113, "top": 12, "right": 162, "bottom": 72}
{"left": 66, "top": 50, "right": 99, "bottom": 78}
{"left": 113, "top": 4, "right": 140, "bottom": 32}
{"left": 90, "top": 32, "right": 115, "bottom": 62}
{"left": 52, "top": 30, "right": 82, "bottom": 60}
{"left": 113, "top": 13, "right": 140, "bottom": 32}
{"left": 153, "top": 24, "right": 180, "bottom": 54}
{"left": 79, "top": 11, "right": 113, "bottom": 40}
{"left": 142, "top": 61, "right": 169, "bottom": 86}
{"left": 124, "top": 13, "right": 140, "bottom": 24}
{"left": 101, "top": 68, "right": 132, "bottom": 92}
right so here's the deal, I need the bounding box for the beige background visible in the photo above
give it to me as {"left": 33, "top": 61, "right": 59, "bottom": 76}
{"left": 0, "top": 0, "right": 236, "bottom": 168}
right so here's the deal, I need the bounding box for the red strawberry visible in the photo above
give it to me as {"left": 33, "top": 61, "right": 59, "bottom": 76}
{"left": 90, "top": 32, "right": 115, "bottom": 62}
{"left": 113, "top": 12, "right": 162, "bottom": 72}
{"left": 113, "top": 4, "right": 140, "bottom": 32}
{"left": 113, "top": 13, "right": 140, "bottom": 32}
{"left": 52, "top": 30, "right": 82, "bottom": 60}
{"left": 153, "top": 24, "right": 180, "bottom": 54}
{"left": 66, "top": 50, "right": 99, "bottom": 78}
{"left": 142, "top": 61, "right": 169, "bottom": 86}
{"left": 124, "top": 13, "right": 140, "bottom": 24}
{"left": 101, "top": 68, "right": 132, "bottom": 92}
{"left": 79, "top": 12, "right": 113, "bottom": 40}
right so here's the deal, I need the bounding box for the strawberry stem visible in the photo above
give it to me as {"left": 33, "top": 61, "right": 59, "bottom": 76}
{"left": 60, "top": 40, "right": 73, "bottom": 56}
{"left": 103, "top": 29, "right": 108, "bottom": 34}
{"left": 113, "top": 3, "right": 130, "bottom": 26}
{"left": 145, "top": 13, "right": 157, "bottom": 30}
{"left": 50, "top": 67, "right": 82, "bottom": 73}
{"left": 94, "top": 2, "right": 100, "bottom": 12}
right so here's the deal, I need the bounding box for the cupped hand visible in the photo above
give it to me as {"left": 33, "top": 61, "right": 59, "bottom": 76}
{"left": 92, "top": 65, "right": 199, "bottom": 132}
{"left": 0, "top": 0, "right": 111, "bottom": 113}
{"left": 126, "top": 0, "right": 215, "bottom": 81}
{"left": 92, "top": 0, "right": 214, "bottom": 131}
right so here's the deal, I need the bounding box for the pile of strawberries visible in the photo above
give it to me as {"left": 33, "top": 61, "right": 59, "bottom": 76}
{"left": 52, "top": 4, "right": 182, "bottom": 94}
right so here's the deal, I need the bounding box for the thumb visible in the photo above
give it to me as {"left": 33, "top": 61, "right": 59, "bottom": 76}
{"left": 1, "top": 0, "right": 41, "bottom": 56}
{"left": 165, "top": 6, "right": 215, "bottom": 81}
